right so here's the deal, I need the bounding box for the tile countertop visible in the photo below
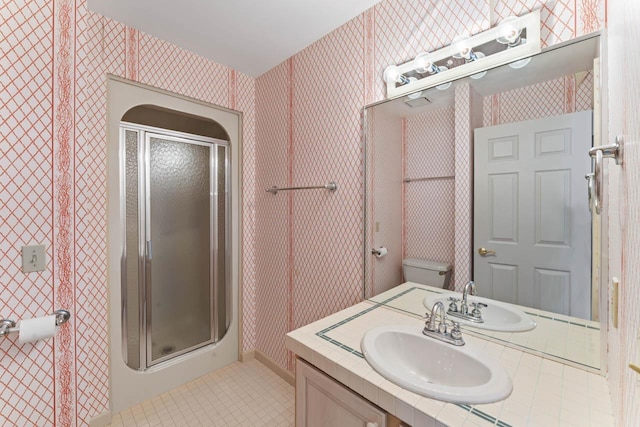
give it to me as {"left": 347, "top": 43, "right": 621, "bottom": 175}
{"left": 367, "top": 283, "right": 602, "bottom": 372}
{"left": 285, "top": 285, "right": 613, "bottom": 427}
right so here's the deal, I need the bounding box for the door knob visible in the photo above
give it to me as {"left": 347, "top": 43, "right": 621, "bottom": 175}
{"left": 478, "top": 247, "right": 496, "bottom": 257}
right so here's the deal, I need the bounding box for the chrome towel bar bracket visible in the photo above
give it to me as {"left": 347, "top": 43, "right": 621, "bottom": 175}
{"left": 588, "top": 136, "right": 623, "bottom": 165}
{"left": 587, "top": 136, "right": 623, "bottom": 215}
{"left": 266, "top": 181, "right": 337, "bottom": 195}
{"left": 0, "top": 309, "right": 71, "bottom": 337}
{"left": 585, "top": 173, "right": 596, "bottom": 214}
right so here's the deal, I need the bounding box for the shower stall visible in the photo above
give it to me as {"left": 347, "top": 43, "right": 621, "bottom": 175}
{"left": 108, "top": 78, "right": 239, "bottom": 414}
{"left": 120, "top": 123, "right": 231, "bottom": 370}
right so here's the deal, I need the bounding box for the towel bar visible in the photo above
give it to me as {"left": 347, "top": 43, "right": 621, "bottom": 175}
{"left": 266, "top": 181, "right": 337, "bottom": 195}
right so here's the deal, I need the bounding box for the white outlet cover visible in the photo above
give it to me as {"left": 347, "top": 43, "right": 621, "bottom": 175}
{"left": 22, "top": 244, "right": 47, "bottom": 273}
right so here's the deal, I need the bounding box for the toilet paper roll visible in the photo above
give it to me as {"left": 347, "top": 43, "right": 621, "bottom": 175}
{"left": 375, "top": 247, "right": 388, "bottom": 258}
{"left": 18, "top": 315, "right": 57, "bottom": 344}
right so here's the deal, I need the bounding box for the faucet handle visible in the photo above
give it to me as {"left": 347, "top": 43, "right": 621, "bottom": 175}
{"left": 450, "top": 321, "right": 463, "bottom": 340}
{"left": 437, "top": 320, "right": 447, "bottom": 334}
{"left": 470, "top": 302, "right": 487, "bottom": 318}
{"left": 437, "top": 311, "right": 448, "bottom": 334}
{"left": 447, "top": 296, "right": 460, "bottom": 312}
{"left": 423, "top": 312, "right": 434, "bottom": 329}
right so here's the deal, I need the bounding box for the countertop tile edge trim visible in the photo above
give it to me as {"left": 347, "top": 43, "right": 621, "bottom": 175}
{"left": 315, "top": 287, "right": 422, "bottom": 357}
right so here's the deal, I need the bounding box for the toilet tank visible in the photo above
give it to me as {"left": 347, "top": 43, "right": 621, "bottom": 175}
{"left": 402, "top": 258, "right": 452, "bottom": 288}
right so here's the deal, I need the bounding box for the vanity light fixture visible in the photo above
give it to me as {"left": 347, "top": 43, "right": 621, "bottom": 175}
{"left": 414, "top": 53, "right": 441, "bottom": 74}
{"left": 414, "top": 53, "right": 453, "bottom": 89}
{"left": 383, "top": 65, "right": 410, "bottom": 85}
{"left": 496, "top": 16, "right": 524, "bottom": 46}
{"left": 469, "top": 53, "right": 488, "bottom": 79}
{"left": 497, "top": 16, "right": 530, "bottom": 69}
{"left": 406, "top": 78, "right": 423, "bottom": 99}
{"left": 451, "top": 35, "right": 487, "bottom": 79}
{"left": 435, "top": 71, "right": 452, "bottom": 90}
{"left": 382, "top": 9, "right": 541, "bottom": 98}
{"left": 452, "top": 35, "right": 480, "bottom": 62}
{"left": 508, "top": 57, "right": 531, "bottom": 69}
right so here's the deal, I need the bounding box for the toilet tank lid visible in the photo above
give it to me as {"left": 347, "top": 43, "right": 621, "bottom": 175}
{"left": 402, "top": 258, "right": 451, "bottom": 272}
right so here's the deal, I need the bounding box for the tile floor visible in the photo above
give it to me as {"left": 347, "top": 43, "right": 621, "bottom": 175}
{"left": 108, "top": 359, "right": 294, "bottom": 426}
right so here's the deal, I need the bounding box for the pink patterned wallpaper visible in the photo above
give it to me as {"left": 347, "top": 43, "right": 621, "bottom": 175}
{"left": 1, "top": 0, "right": 255, "bottom": 425}
{"left": 2, "top": 2, "right": 55, "bottom": 424}
{"left": 404, "top": 107, "right": 455, "bottom": 281}
{"left": 255, "top": 0, "right": 607, "bottom": 372}
{"left": 2, "top": 0, "right": 610, "bottom": 424}
{"left": 255, "top": 61, "right": 291, "bottom": 371}
{"left": 483, "top": 71, "right": 594, "bottom": 126}
{"left": 453, "top": 83, "right": 474, "bottom": 291}
{"left": 606, "top": 0, "right": 640, "bottom": 425}
{"left": 290, "top": 16, "right": 365, "bottom": 337}
{"left": 369, "top": 110, "right": 403, "bottom": 297}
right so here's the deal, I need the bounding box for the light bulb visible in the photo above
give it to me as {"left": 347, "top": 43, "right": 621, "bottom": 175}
{"left": 406, "top": 78, "right": 423, "bottom": 99}
{"left": 414, "top": 53, "right": 438, "bottom": 74}
{"left": 508, "top": 57, "right": 531, "bottom": 69}
{"left": 497, "top": 16, "right": 523, "bottom": 45}
{"left": 435, "top": 66, "right": 452, "bottom": 90}
{"left": 470, "top": 52, "right": 487, "bottom": 79}
{"left": 383, "top": 65, "right": 410, "bottom": 85}
{"left": 383, "top": 65, "right": 400, "bottom": 83}
{"left": 452, "top": 34, "right": 474, "bottom": 60}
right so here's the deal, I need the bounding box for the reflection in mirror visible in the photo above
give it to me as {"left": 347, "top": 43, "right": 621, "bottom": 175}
{"left": 364, "top": 34, "right": 603, "bottom": 371}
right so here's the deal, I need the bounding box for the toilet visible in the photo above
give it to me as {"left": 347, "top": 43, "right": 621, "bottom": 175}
{"left": 402, "top": 258, "right": 452, "bottom": 288}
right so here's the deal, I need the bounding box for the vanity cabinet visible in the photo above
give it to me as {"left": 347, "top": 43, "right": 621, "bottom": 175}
{"left": 296, "top": 359, "right": 388, "bottom": 427}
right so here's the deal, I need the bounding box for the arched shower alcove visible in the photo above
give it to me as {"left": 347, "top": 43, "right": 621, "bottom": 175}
{"left": 107, "top": 77, "right": 241, "bottom": 414}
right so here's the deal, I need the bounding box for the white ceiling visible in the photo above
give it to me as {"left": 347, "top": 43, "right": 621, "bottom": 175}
{"left": 88, "top": 0, "right": 382, "bottom": 77}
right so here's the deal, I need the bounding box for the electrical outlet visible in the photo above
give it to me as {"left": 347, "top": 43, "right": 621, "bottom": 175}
{"left": 21, "top": 244, "right": 46, "bottom": 273}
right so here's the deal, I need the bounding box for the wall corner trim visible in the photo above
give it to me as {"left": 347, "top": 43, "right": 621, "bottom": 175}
{"left": 89, "top": 411, "right": 112, "bottom": 427}
{"left": 255, "top": 350, "right": 295, "bottom": 386}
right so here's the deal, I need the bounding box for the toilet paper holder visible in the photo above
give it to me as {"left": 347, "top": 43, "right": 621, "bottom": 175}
{"left": 0, "top": 309, "right": 71, "bottom": 337}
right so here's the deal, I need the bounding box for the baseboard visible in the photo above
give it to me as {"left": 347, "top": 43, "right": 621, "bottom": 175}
{"left": 255, "top": 350, "right": 295, "bottom": 386}
{"left": 89, "top": 411, "right": 112, "bottom": 427}
{"left": 241, "top": 350, "right": 256, "bottom": 362}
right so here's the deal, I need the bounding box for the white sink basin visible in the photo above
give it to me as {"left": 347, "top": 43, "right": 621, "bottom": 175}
{"left": 361, "top": 325, "right": 512, "bottom": 404}
{"left": 423, "top": 293, "right": 536, "bottom": 332}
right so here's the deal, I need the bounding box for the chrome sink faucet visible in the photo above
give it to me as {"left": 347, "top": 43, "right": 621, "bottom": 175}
{"left": 427, "top": 301, "right": 447, "bottom": 333}
{"left": 461, "top": 281, "right": 476, "bottom": 315}
{"left": 423, "top": 301, "right": 465, "bottom": 346}
{"left": 446, "top": 281, "right": 487, "bottom": 323}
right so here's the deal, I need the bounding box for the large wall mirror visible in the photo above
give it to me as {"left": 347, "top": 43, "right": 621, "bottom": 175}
{"left": 363, "top": 33, "right": 604, "bottom": 372}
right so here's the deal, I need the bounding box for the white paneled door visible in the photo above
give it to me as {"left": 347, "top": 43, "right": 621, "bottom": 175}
{"left": 474, "top": 111, "right": 592, "bottom": 318}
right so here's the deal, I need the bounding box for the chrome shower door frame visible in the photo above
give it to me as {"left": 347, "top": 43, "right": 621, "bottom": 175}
{"left": 120, "top": 122, "right": 231, "bottom": 370}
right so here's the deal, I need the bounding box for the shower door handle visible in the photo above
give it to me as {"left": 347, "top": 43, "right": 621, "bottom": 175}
{"left": 146, "top": 240, "right": 153, "bottom": 261}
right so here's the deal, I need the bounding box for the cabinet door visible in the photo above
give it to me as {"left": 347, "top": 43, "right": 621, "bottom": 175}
{"left": 296, "top": 359, "right": 387, "bottom": 427}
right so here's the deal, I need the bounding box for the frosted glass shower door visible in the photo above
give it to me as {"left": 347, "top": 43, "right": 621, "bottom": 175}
{"left": 146, "top": 134, "right": 214, "bottom": 365}
{"left": 122, "top": 124, "right": 229, "bottom": 370}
